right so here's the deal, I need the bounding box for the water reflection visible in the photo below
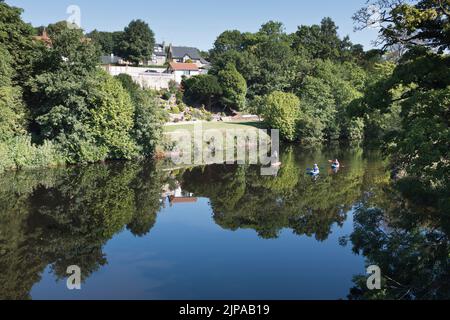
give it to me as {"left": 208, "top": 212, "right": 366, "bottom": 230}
{"left": 0, "top": 146, "right": 448, "bottom": 300}
{"left": 0, "top": 163, "right": 165, "bottom": 299}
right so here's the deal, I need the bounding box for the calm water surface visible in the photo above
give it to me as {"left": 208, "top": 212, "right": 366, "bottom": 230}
{"left": 0, "top": 146, "right": 448, "bottom": 300}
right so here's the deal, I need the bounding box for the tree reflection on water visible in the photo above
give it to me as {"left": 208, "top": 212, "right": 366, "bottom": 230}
{"left": 0, "top": 146, "right": 448, "bottom": 299}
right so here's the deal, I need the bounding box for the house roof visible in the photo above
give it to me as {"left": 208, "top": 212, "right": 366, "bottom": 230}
{"left": 169, "top": 62, "right": 199, "bottom": 71}
{"left": 171, "top": 46, "right": 203, "bottom": 60}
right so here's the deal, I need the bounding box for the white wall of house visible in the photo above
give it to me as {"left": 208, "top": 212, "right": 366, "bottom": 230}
{"left": 173, "top": 70, "right": 200, "bottom": 83}
{"left": 104, "top": 65, "right": 166, "bottom": 76}
{"left": 151, "top": 55, "right": 167, "bottom": 66}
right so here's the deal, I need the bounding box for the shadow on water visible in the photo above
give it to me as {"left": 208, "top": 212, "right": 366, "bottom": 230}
{"left": 0, "top": 145, "right": 449, "bottom": 299}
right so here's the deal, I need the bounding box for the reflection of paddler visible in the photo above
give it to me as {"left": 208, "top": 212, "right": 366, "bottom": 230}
{"left": 313, "top": 164, "right": 320, "bottom": 174}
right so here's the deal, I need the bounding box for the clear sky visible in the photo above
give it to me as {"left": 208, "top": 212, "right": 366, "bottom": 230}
{"left": 7, "top": 0, "right": 380, "bottom": 51}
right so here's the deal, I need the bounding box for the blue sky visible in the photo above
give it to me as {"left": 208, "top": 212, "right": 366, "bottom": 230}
{"left": 7, "top": 0, "right": 380, "bottom": 51}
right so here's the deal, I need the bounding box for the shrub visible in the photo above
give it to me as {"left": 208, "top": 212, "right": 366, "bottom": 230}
{"left": 262, "top": 91, "right": 300, "bottom": 142}
{"left": 0, "top": 136, "right": 63, "bottom": 173}
{"left": 133, "top": 90, "right": 162, "bottom": 156}
{"left": 170, "top": 106, "right": 180, "bottom": 114}
{"left": 218, "top": 64, "right": 247, "bottom": 111}
{"left": 178, "top": 103, "right": 186, "bottom": 113}
{"left": 347, "top": 118, "right": 365, "bottom": 141}
{"left": 162, "top": 90, "right": 172, "bottom": 100}
{"left": 89, "top": 71, "right": 139, "bottom": 160}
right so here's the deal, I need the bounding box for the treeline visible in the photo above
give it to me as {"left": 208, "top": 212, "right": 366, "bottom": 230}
{"left": 182, "top": 1, "right": 449, "bottom": 210}
{"left": 183, "top": 18, "right": 386, "bottom": 143}
{"left": 0, "top": 1, "right": 163, "bottom": 173}
{"left": 351, "top": 0, "right": 450, "bottom": 212}
{"left": 86, "top": 20, "right": 156, "bottom": 65}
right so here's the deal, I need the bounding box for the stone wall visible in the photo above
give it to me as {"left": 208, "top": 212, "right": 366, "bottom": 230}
{"left": 102, "top": 65, "right": 175, "bottom": 90}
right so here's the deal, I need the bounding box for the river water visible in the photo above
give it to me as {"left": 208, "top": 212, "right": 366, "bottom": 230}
{"left": 0, "top": 145, "right": 448, "bottom": 300}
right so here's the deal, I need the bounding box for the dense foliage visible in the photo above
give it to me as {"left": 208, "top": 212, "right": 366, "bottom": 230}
{"left": 184, "top": 18, "right": 385, "bottom": 143}
{"left": 117, "top": 19, "right": 155, "bottom": 65}
{"left": 261, "top": 91, "right": 300, "bottom": 142}
{"left": 0, "top": 2, "right": 162, "bottom": 172}
{"left": 352, "top": 0, "right": 450, "bottom": 209}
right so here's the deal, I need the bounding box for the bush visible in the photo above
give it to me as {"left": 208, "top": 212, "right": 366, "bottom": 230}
{"left": 133, "top": 90, "right": 162, "bottom": 156}
{"left": 347, "top": 117, "right": 365, "bottom": 141}
{"left": 0, "top": 136, "right": 63, "bottom": 173}
{"left": 170, "top": 106, "right": 181, "bottom": 114}
{"left": 162, "top": 90, "right": 172, "bottom": 100}
{"left": 218, "top": 64, "right": 247, "bottom": 111}
{"left": 89, "top": 71, "right": 139, "bottom": 160}
{"left": 262, "top": 91, "right": 300, "bottom": 142}
{"left": 182, "top": 74, "right": 222, "bottom": 109}
{"left": 178, "top": 103, "right": 186, "bottom": 113}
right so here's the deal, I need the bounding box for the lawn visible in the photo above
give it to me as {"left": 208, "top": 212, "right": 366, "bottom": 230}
{"left": 163, "top": 121, "right": 267, "bottom": 134}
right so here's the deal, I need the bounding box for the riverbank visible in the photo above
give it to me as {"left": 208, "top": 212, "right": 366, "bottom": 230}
{"left": 163, "top": 120, "right": 266, "bottom": 134}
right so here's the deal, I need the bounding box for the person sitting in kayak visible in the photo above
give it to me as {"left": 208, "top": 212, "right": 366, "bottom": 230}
{"left": 333, "top": 159, "right": 340, "bottom": 167}
{"left": 330, "top": 159, "right": 340, "bottom": 168}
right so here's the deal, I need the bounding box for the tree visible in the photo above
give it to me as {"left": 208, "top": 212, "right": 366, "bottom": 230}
{"left": 26, "top": 27, "right": 139, "bottom": 163}
{"left": 0, "top": 1, "right": 35, "bottom": 84}
{"left": 182, "top": 74, "right": 223, "bottom": 109}
{"left": 354, "top": 1, "right": 450, "bottom": 199}
{"left": 118, "top": 20, "right": 155, "bottom": 65}
{"left": 218, "top": 64, "right": 247, "bottom": 111}
{"left": 210, "top": 30, "right": 244, "bottom": 59}
{"left": 87, "top": 30, "right": 124, "bottom": 55}
{"left": 262, "top": 91, "right": 300, "bottom": 142}
{"left": 0, "top": 47, "right": 26, "bottom": 141}
{"left": 88, "top": 71, "right": 138, "bottom": 160}
{"left": 292, "top": 17, "right": 344, "bottom": 61}
{"left": 115, "top": 73, "right": 140, "bottom": 98}
{"left": 132, "top": 90, "right": 163, "bottom": 157}
{"left": 354, "top": 0, "right": 450, "bottom": 52}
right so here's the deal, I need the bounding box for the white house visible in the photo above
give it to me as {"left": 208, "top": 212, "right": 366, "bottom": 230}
{"left": 167, "top": 62, "right": 200, "bottom": 83}
{"left": 151, "top": 43, "right": 167, "bottom": 66}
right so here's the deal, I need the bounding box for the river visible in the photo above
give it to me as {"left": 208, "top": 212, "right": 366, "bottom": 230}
{"left": 0, "top": 145, "right": 448, "bottom": 300}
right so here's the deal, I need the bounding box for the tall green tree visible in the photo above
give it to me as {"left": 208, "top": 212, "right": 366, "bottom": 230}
{"left": 0, "top": 1, "right": 35, "bottom": 84}
{"left": 354, "top": 0, "right": 450, "bottom": 197}
{"left": 182, "top": 74, "right": 223, "bottom": 109}
{"left": 218, "top": 64, "right": 247, "bottom": 111}
{"left": 26, "top": 27, "right": 140, "bottom": 163}
{"left": 118, "top": 20, "right": 155, "bottom": 65}
{"left": 87, "top": 30, "right": 124, "bottom": 55}
{"left": 0, "top": 47, "right": 26, "bottom": 141}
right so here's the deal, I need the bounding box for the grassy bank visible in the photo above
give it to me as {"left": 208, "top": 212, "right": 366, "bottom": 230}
{"left": 163, "top": 121, "right": 266, "bottom": 134}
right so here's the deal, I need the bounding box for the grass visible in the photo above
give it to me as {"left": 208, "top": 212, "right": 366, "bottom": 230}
{"left": 163, "top": 121, "right": 266, "bottom": 134}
